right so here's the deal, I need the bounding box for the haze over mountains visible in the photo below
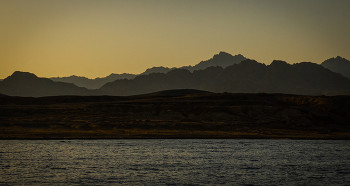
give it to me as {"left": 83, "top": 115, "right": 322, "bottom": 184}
{"left": 1, "top": 52, "right": 350, "bottom": 97}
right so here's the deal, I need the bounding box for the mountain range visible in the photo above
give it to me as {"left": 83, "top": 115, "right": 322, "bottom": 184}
{"left": 51, "top": 73, "right": 136, "bottom": 89}
{"left": 50, "top": 51, "right": 247, "bottom": 89}
{"left": 1, "top": 52, "right": 350, "bottom": 97}
{"left": 140, "top": 52, "right": 246, "bottom": 75}
{"left": 100, "top": 59, "right": 350, "bottom": 96}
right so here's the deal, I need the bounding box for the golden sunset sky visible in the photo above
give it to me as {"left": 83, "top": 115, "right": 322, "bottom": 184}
{"left": 1, "top": 0, "right": 349, "bottom": 79}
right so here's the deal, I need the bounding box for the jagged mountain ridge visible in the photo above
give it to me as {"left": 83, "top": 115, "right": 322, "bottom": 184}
{"left": 140, "top": 66, "right": 176, "bottom": 75}
{"left": 2, "top": 52, "right": 350, "bottom": 97}
{"left": 51, "top": 51, "right": 247, "bottom": 88}
{"left": 182, "top": 52, "right": 246, "bottom": 71}
{"left": 100, "top": 59, "right": 350, "bottom": 96}
{"left": 141, "top": 51, "right": 246, "bottom": 75}
{"left": 321, "top": 56, "right": 350, "bottom": 79}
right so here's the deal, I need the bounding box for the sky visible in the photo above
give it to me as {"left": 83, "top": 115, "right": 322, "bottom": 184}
{"left": 0, "top": 0, "right": 349, "bottom": 79}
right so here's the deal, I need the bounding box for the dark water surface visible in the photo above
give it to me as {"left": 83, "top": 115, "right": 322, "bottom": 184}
{"left": 0, "top": 140, "right": 349, "bottom": 185}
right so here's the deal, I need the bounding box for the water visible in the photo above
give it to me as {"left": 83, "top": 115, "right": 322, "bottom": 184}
{"left": 0, "top": 140, "right": 349, "bottom": 185}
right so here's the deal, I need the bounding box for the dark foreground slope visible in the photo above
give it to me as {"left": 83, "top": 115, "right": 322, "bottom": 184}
{"left": 0, "top": 90, "right": 349, "bottom": 139}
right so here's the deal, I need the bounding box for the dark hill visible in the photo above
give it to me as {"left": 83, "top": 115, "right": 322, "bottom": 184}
{"left": 101, "top": 60, "right": 350, "bottom": 96}
{"left": 321, "top": 56, "right": 350, "bottom": 78}
{"left": 0, "top": 71, "right": 91, "bottom": 97}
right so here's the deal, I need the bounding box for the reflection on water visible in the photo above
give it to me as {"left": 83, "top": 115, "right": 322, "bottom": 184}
{"left": 0, "top": 140, "right": 349, "bottom": 185}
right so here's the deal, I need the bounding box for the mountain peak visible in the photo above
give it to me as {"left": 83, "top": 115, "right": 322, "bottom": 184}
{"left": 217, "top": 51, "right": 233, "bottom": 57}
{"left": 213, "top": 51, "right": 246, "bottom": 60}
{"left": 213, "top": 51, "right": 239, "bottom": 59}
{"left": 187, "top": 51, "right": 247, "bottom": 71}
{"left": 321, "top": 56, "right": 350, "bottom": 78}
{"left": 6, "top": 71, "right": 38, "bottom": 81}
{"left": 141, "top": 66, "right": 174, "bottom": 75}
{"left": 12, "top": 71, "right": 37, "bottom": 76}
{"left": 336, "top": 56, "right": 342, "bottom": 59}
{"left": 323, "top": 56, "right": 349, "bottom": 64}
{"left": 235, "top": 54, "right": 245, "bottom": 58}
{"left": 270, "top": 60, "right": 290, "bottom": 66}
{"left": 334, "top": 56, "right": 347, "bottom": 60}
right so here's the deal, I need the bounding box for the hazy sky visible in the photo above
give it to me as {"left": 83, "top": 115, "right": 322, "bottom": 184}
{"left": 1, "top": 0, "right": 349, "bottom": 79}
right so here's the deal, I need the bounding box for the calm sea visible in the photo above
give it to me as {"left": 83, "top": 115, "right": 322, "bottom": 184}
{"left": 0, "top": 140, "right": 349, "bottom": 185}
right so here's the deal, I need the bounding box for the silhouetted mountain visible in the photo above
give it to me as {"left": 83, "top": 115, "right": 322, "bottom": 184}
{"left": 140, "top": 52, "right": 246, "bottom": 75}
{"left": 101, "top": 59, "right": 350, "bottom": 96}
{"left": 50, "top": 52, "right": 246, "bottom": 88}
{"left": 321, "top": 56, "right": 350, "bottom": 78}
{"left": 0, "top": 93, "right": 7, "bottom": 97}
{"left": 182, "top": 52, "right": 246, "bottom": 71}
{"left": 4, "top": 53, "right": 350, "bottom": 97}
{"left": 51, "top": 73, "right": 136, "bottom": 89}
{"left": 141, "top": 66, "right": 176, "bottom": 75}
{"left": 0, "top": 71, "right": 91, "bottom": 97}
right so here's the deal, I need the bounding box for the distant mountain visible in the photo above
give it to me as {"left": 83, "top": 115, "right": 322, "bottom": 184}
{"left": 51, "top": 52, "right": 245, "bottom": 88}
{"left": 51, "top": 73, "right": 136, "bottom": 89}
{"left": 140, "top": 66, "right": 175, "bottom": 75}
{"left": 100, "top": 59, "right": 350, "bottom": 96}
{"left": 321, "top": 56, "right": 350, "bottom": 78}
{"left": 3, "top": 53, "right": 350, "bottom": 97}
{"left": 182, "top": 52, "right": 246, "bottom": 71}
{"left": 140, "top": 51, "right": 246, "bottom": 75}
{"left": 0, "top": 71, "right": 91, "bottom": 97}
